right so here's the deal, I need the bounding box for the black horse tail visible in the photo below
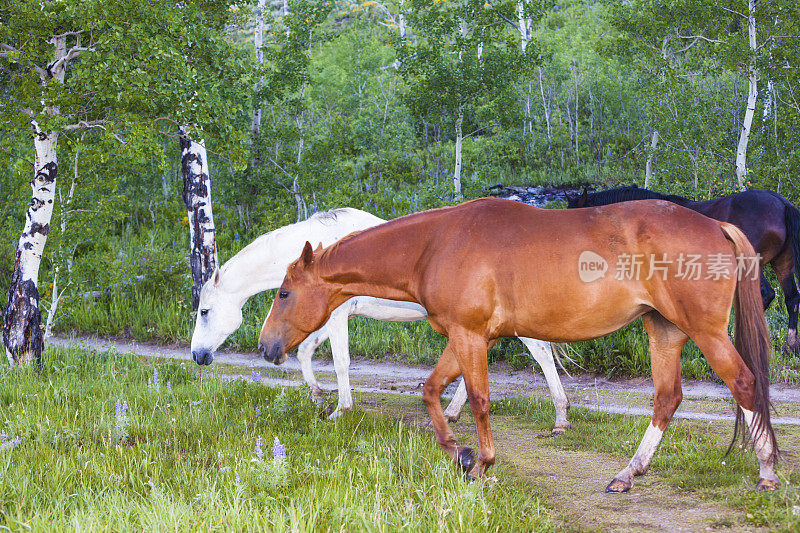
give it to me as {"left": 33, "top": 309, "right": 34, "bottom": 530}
{"left": 784, "top": 201, "right": 800, "bottom": 289}
{"left": 719, "top": 222, "right": 778, "bottom": 463}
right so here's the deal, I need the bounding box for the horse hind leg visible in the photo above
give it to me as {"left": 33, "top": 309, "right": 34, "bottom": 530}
{"left": 772, "top": 251, "right": 800, "bottom": 353}
{"left": 607, "top": 311, "right": 687, "bottom": 493}
{"left": 520, "top": 338, "right": 572, "bottom": 435}
{"left": 691, "top": 332, "right": 779, "bottom": 490}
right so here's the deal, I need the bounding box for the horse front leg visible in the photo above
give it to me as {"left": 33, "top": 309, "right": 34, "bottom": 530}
{"left": 326, "top": 306, "right": 353, "bottom": 419}
{"left": 297, "top": 332, "right": 326, "bottom": 407}
{"left": 520, "top": 338, "right": 571, "bottom": 435}
{"left": 449, "top": 331, "right": 494, "bottom": 479}
{"left": 443, "top": 378, "right": 467, "bottom": 423}
{"left": 422, "top": 343, "right": 472, "bottom": 471}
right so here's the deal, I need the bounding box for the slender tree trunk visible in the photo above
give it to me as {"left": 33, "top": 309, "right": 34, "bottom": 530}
{"left": 3, "top": 123, "right": 58, "bottom": 366}
{"left": 454, "top": 107, "right": 463, "bottom": 196}
{"left": 736, "top": 0, "right": 758, "bottom": 191}
{"left": 398, "top": 0, "right": 407, "bottom": 39}
{"left": 645, "top": 130, "right": 659, "bottom": 187}
{"left": 537, "top": 67, "right": 552, "bottom": 145}
{"left": 251, "top": 0, "right": 266, "bottom": 140}
{"left": 44, "top": 161, "right": 76, "bottom": 340}
{"left": 180, "top": 127, "right": 218, "bottom": 310}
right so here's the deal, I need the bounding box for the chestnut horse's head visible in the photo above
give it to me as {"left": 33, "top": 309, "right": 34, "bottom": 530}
{"left": 258, "top": 241, "right": 334, "bottom": 365}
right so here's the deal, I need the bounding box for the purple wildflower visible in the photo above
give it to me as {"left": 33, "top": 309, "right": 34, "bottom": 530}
{"left": 255, "top": 436, "right": 264, "bottom": 459}
{"left": 255, "top": 408, "right": 261, "bottom": 418}
{"left": 235, "top": 472, "right": 241, "bottom": 483}
{"left": 234, "top": 232, "right": 240, "bottom": 242}
{"left": 12, "top": 438, "right": 21, "bottom": 448}
{"left": 152, "top": 368, "right": 159, "bottom": 389}
{"left": 250, "top": 370, "right": 261, "bottom": 383}
{"left": 0, "top": 432, "right": 6, "bottom": 445}
{"left": 272, "top": 437, "right": 285, "bottom": 462}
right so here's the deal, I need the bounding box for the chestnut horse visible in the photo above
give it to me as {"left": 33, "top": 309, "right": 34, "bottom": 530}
{"left": 258, "top": 198, "right": 778, "bottom": 492}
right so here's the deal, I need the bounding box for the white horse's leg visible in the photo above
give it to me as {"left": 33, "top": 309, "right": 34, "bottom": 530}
{"left": 326, "top": 305, "right": 353, "bottom": 420}
{"left": 520, "top": 338, "right": 572, "bottom": 435}
{"left": 443, "top": 378, "right": 468, "bottom": 422}
{"left": 296, "top": 329, "right": 328, "bottom": 405}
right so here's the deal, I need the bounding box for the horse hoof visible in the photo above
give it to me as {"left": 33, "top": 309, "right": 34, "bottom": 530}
{"left": 444, "top": 414, "right": 460, "bottom": 423}
{"left": 457, "top": 447, "right": 475, "bottom": 475}
{"left": 550, "top": 423, "right": 572, "bottom": 436}
{"left": 756, "top": 477, "right": 779, "bottom": 491}
{"left": 605, "top": 478, "right": 631, "bottom": 493}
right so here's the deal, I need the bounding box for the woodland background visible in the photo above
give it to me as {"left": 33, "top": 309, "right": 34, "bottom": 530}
{"left": 2, "top": 0, "right": 800, "bottom": 377}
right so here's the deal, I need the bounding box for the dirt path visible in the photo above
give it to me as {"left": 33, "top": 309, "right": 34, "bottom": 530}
{"left": 51, "top": 334, "right": 800, "bottom": 426}
{"left": 363, "top": 394, "right": 770, "bottom": 533}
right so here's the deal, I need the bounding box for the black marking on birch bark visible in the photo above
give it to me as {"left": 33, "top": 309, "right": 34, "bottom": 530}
{"left": 3, "top": 275, "right": 43, "bottom": 367}
{"left": 35, "top": 162, "right": 57, "bottom": 184}
{"left": 29, "top": 222, "right": 49, "bottom": 237}
{"left": 29, "top": 198, "right": 45, "bottom": 211}
{"left": 22, "top": 242, "right": 33, "bottom": 250}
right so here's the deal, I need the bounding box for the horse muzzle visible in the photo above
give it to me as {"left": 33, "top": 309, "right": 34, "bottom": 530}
{"left": 192, "top": 349, "right": 214, "bottom": 366}
{"left": 259, "top": 339, "right": 287, "bottom": 365}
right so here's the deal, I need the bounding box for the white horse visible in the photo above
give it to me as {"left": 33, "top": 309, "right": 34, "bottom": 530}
{"left": 190, "top": 208, "right": 572, "bottom": 432}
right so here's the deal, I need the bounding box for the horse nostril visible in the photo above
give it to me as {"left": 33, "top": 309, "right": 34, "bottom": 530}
{"left": 268, "top": 342, "right": 283, "bottom": 365}
{"left": 192, "top": 351, "right": 199, "bottom": 363}
{"left": 258, "top": 341, "right": 270, "bottom": 361}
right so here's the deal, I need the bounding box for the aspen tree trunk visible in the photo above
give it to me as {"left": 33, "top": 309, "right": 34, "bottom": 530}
{"left": 644, "top": 130, "right": 659, "bottom": 188}
{"left": 251, "top": 0, "right": 266, "bottom": 139}
{"left": 537, "top": 67, "right": 552, "bottom": 145}
{"left": 44, "top": 152, "right": 77, "bottom": 340}
{"left": 3, "top": 35, "right": 72, "bottom": 367}
{"left": 735, "top": 0, "right": 758, "bottom": 191}
{"left": 180, "top": 127, "right": 218, "bottom": 310}
{"left": 453, "top": 19, "right": 467, "bottom": 197}
{"left": 4, "top": 123, "right": 58, "bottom": 366}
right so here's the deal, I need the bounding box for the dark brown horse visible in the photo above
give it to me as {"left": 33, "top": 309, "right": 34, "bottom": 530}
{"left": 569, "top": 186, "right": 800, "bottom": 352}
{"left": 258, "top": 198, "right": 778, "bottom": 492}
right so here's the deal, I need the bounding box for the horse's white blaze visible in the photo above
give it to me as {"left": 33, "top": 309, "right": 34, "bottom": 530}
{"left": 191, "top": 207, "right": 569, "bottom": 426}
{"left": 742, "top": 408, "right": 779, "bottom": 481}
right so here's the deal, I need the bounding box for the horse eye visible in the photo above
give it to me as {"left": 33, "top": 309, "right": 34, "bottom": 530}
{"left": 200, "top": 309, "right": 209, "bottom": 317}
{"left": 279, "top": 290, "right": 290, "bottom": 300}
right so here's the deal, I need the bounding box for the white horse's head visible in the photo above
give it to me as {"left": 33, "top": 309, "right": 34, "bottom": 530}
{"left": 190, "top": 269, "right": 244, "bottom": 365}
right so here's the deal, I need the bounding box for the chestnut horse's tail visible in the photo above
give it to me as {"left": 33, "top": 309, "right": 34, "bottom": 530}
{"left": 718, "top": 222, "right": 778, "bottom": 462}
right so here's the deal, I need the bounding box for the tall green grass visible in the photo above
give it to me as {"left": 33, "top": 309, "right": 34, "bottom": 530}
{"left": 0, "top": 346, "right": 555, "bottom": 531}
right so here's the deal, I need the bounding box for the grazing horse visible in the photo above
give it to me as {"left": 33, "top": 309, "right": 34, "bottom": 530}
{"left": 259, "top": 197, "right": 778, "bottom": 492}
{"left": 190, "top": 208, "right": 571, "bottom": 431}
{"left": 569, "top": 186, "right": 800, "bottom": 353}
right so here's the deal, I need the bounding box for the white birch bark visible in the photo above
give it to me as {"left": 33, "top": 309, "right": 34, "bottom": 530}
{"left": 736, "top": 0, "right": 758, "bottom": 191}
{"left": 4, "top": 122, "right": 58, "bottom": 366}
{"left": 644, "top": 130, "right": 659, "bottom": 188}
{"left": 44, "top": 163, "right": 76, "bottom": 340}
{"left": 398, "top": 0, "right": 407, "bottom": 39}
{"left": 180, "top": 127, "right": 219, "bottom": 310}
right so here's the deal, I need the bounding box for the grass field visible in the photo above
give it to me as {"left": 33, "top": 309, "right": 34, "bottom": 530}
{"left": 3, "top": 344, "right": 800, "bottom": 531}
{"left": 0, "top": 346, "right": 554, "bottom": 531}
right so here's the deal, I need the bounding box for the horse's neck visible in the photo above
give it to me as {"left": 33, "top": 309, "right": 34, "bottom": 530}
{"left": 219, "top": 209, "right": 387, "bottom": 303}
{"left": 318, "top": 217, "right": 431, "bottom": 304}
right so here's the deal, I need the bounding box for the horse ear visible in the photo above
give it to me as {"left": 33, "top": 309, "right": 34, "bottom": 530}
{"left": 301, "top": 241, "right": 314, "bottom": 267}
{"left": 314, "top": 243, "right": 323, "bottom": 253}
{"left": 212, "top": 267, "right": 220, "bottom": 286}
